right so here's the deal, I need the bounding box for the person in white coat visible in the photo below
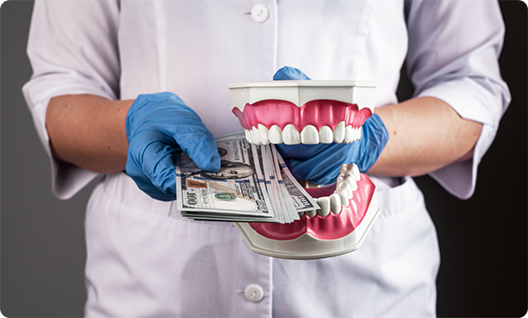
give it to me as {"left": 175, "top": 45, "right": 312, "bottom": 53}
{"left": 23, "top": 1, "right": 510, "bottom": 317}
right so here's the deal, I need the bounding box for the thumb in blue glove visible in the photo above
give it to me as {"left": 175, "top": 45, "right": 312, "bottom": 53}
{"left": 126, "top": 92, "right": 220, "bottom": 201}
{"left": 273, "top": 66, "right": 389, "bottom": 185}
{"left": 273, "top": 66, "right": 311, "bottom": 80}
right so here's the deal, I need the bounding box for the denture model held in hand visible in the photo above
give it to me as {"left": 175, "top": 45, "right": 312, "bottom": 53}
{"left": 227, "top": 78, "right": 380, "bottom": 259}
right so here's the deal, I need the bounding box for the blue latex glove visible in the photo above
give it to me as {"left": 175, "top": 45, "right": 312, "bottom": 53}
{"left": 273, "top": 66, "right": 311, "bottom": 80}
{"left": 126, "top": 92, "right": 220, "bottom": 201}
{"left": 274, "top": 66, "right": 389, "bottom": 185}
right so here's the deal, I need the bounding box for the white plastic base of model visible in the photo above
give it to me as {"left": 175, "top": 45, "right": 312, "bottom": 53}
{"left": 234, "top": 189, "right": 380, "bottom": 260}
{"left": 227, "top": 80, "right": 377, "bottom": 113}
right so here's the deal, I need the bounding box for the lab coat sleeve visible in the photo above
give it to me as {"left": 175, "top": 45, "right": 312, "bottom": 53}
{"left": 22, "top": 0, "right": 120, "bottom": 199}
{"left": 405, "top": 0, "right": 511, "bottom": 199}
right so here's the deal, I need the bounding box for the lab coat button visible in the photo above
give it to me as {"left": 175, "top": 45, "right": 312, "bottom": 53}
{"left": 244, "top": 284, "right": 264, "bottom": 302}
{"left": 251, "top": 4, "right": 269, "bottom": 23}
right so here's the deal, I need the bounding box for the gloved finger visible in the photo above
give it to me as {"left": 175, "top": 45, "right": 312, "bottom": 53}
{"left": 273, "top": 66, "right": 311, "bottom": 80}
{"left": 276, "top": 143, "right": 334, "bottom": 160}
{"left": 126, "top": 132, "right": 177, "bottom": 201}
{"left": 284, "top": 154, "right": 343, "bottom": 185}
{"left": 172, "top": 122, "right": 221, "bottom": 173}
{"left": 140, "top": 139, "right": 178, "bottom": 200}
{"left": 283, "top": 141, "right": 361, "bottom": 184}
{"left": 356, "top": 113, "right": 389, "bottom": 173}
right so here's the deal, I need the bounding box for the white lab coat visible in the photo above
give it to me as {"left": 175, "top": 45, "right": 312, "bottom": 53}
{"left": 23, "top": 1, "right": 510, "bottom": 317}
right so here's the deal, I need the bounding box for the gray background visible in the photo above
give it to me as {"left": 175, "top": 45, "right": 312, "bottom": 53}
{"left": 1, "top": 1, "right": 526, "bottom": 317}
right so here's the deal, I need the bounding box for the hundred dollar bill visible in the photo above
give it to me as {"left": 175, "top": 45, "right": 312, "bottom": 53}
{"left": 261, "top": 144, "right": 298, "bottom": 223}
{"left": 214, "top": 132, "right": 320, "bottom": 213}
{"left": 269, "top": 145, "right": 301, "bottom": 221}
{"left": 272, "top": 145, "right": 320, "bottom": 213}
{"left": 251, "top": 144, "right": 286, "bottom": 224}
{"left": 176, "top": 137, "right": 275, "bottom": 218}
{"left": 259, "top": 143, "right": 294, "bottom": 223}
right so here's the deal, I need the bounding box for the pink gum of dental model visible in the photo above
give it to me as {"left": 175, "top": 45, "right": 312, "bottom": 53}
{"left": 232, "top": 100, "right": 373, "bottom": 131}
{"left": 249, "top": 173, "right": 376, "bottom": 241}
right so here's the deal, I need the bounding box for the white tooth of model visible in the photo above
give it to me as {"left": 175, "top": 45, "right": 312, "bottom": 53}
{"left": 282, "top": 124, "right": 301, "bottom": 145}
{"left": 251, "top": 127, "right": 261, "bottom": 145}
{"left": 333, "top": 121, "right": 346, "bottom": 143}
{"left": 319, "top": 126, "right": 333, "bottom": 144}
{"left": 335, "top": 167, "right": 352, "bottom": 205}
{"left": 306, "top": 209, "right": 317, "bottom": 217}
{"left": 340, "top": 163, "right": 352, "bottom": 175}
{"left": 298, "top": 211, "right": 305, "bottom": 217}
{"left": 351, "top": 164, "right": 361, "bottom": 181}
{"left": 337, "top": 190, "right": 349, "bottom": 207}
{"left": 300, "top": 125, "right": 319, "bottom": 145}
{"left": 258, "top": 124, "right": 270, "bottom": 145}
{"left": 342, "top": 172, "right": 354, "bottom": 181}
{"left": 245, "top": 129, "right": 253, "bottom": 143}
{"left": 345, "top": 176, "right": 358, "bottom": 191}
{"left": 269, "top": 125, "right": 283, "bottom": 144}
{"left": 317, "top": 197, "right": 331, "bottom": 217}
{"left": 336, "top": 175, "right": 345, "bottom": 186}
{"left": 344, "top": 125, "right": 354, "bottom": 143}
{"left": 329, "top": 193, "right": 342, "bottom": 214}
{"left": 357, "top": 126, "right": 362, "bottom": 141}
{"left": 336, "top": 180, "right": 353, "bottom": 200}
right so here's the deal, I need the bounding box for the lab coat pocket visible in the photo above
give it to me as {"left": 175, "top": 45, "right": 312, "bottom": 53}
{"left": 376, "top": 176, "right": 427, "bottom": 218}
{"left": 357, "top": 176, "right": 440, "bottom": 317}
{"left": 85, "top": 172, "right": 272, "bottom": 317}
{"left": 369, "top": 176, "right": 439, "bottom": 264}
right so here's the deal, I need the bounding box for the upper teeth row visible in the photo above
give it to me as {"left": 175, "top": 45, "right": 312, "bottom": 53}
{"left": 300, "top": 163, "right": 361, "bottom": 218}
{"left": 245, "top": 121, "right": 362, "bottom": 145}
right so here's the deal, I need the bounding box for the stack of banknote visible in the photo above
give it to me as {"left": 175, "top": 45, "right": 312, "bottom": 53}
{"left": 176, "top": 132, "right": 320, "bottom": 223}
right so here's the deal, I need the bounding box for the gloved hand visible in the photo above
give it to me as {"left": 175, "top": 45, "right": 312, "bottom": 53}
{"left": 126, "top": 92, "right": 220, "bottom": 201}
{"left": 274, "top": 66, "right": 389, "bottom": 185}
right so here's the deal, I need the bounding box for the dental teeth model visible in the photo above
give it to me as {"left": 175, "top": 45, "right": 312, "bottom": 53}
{"left": 227, "top": 80, "right": 381, "bottom": 259}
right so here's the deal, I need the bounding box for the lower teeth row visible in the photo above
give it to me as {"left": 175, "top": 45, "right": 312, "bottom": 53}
{"left": 299, "top": 164, "right": 361, "bottom": 218}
